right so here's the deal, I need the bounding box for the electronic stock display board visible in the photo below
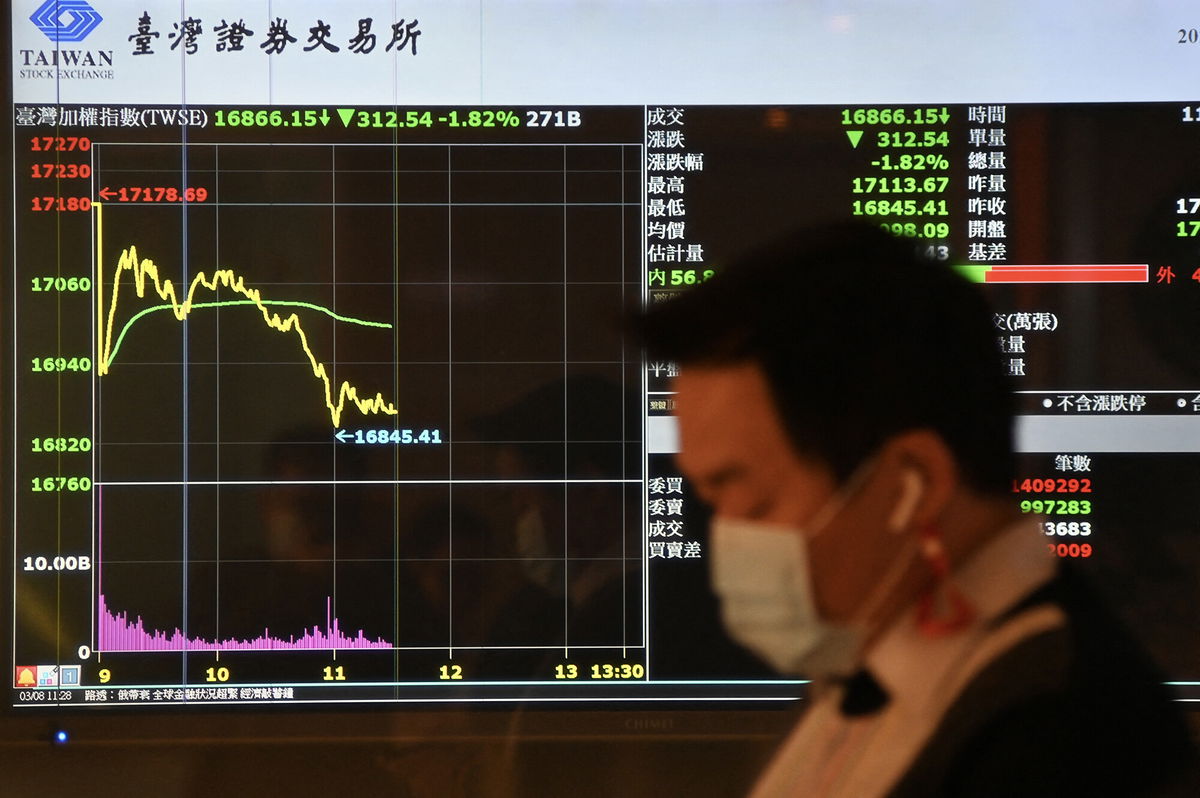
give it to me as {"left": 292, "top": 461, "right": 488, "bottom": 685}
{"left": 7, "top": 1, "right": 1200, "bottom": 713}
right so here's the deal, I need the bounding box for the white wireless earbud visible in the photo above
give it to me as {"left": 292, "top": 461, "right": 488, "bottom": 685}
{"left": 886, "top": 469, "right": 924, "bottom": 533}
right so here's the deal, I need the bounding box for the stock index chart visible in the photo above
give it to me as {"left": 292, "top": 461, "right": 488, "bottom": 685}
{"left": 13, "top": 107, "right": 652, "bottom": 703}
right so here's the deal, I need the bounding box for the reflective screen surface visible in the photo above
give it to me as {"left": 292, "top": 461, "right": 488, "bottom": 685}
{"left": 7, "top": 1, "right": 1200, "bottom": 712}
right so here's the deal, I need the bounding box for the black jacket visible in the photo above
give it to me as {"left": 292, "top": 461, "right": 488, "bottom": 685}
{"left": 891, "top": 565, "right": 1198, "bottom": 797}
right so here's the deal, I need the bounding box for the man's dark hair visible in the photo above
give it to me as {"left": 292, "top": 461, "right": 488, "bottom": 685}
{"left": 638, "top": 223, "right": 1015, "bottom": 494}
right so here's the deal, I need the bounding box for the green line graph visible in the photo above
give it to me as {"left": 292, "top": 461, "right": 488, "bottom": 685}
{"left": 104, "top": 298, "right": 393, "bottom": 370}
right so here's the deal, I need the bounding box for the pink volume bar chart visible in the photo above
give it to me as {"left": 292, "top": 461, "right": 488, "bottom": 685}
{"left": 97, "top": 595, "right": 392, "bottom": 652}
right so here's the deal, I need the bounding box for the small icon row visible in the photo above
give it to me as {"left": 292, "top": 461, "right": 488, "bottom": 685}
{"left": 14, "top": 664, "right": 81, "bottom": 688}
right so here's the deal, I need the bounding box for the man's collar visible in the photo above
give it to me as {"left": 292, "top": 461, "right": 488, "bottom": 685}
{"left": 953, "top": 517, "right": 1058, "bottom": 622}
{"left": 863, "top": 518, "right": 1055, "bottom": 706}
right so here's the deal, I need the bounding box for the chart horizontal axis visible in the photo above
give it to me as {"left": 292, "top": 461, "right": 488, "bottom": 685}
{"left": 96, "top": 478, "right": 645, "bottom": 487}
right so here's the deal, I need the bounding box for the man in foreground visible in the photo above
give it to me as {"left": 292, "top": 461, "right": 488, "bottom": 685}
{"left": 638, "top": 224, "right": 1196, "bottom": 796}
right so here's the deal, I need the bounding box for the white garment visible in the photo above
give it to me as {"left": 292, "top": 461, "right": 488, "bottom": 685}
{"left": 749, "top": 519, "right": 1062, "bottom": 798}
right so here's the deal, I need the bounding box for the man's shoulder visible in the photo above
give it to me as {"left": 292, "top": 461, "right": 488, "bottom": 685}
{"left": 894, "top": 567, "right": 1197, "bottom": 797}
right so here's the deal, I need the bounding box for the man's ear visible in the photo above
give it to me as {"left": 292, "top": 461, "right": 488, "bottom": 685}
{"left": 881, "top": 429, "right": 959, "bottom": 530}
{"left": 887, "top": 468, "right": 924, "bottom": 533}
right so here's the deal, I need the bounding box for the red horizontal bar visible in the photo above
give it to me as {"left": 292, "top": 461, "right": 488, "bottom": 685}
{"left": 985, "top": 265, "right": 1147, "bottom": 284}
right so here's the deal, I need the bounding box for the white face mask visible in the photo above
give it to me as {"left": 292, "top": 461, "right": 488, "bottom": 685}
{"left": 709, "top": 466, "right": 922, "bottom": 677}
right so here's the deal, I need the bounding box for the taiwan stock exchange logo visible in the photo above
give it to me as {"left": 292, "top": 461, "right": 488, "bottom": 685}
{"left": 30, "top": 0, "right": 103, "bottom": 43}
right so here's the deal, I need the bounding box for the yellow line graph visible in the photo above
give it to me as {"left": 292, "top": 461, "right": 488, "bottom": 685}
{"left": 94, "top": 203, "right": 398, "bottom": 427}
